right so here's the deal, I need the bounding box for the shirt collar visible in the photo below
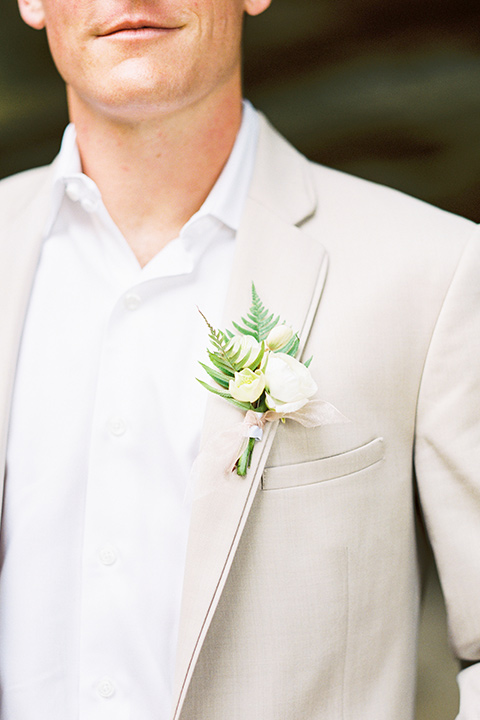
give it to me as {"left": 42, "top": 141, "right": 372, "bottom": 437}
{"left": 181, "top": 100, "right": 259, "bottom": 236}
{"left": 45, "top": 125, "right": 83, "bottom": 236}
{"left": 45, "top": 101, "right": 259, "bottom": 240}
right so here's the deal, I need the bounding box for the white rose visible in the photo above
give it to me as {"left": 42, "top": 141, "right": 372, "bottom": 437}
{"left": 227, "top": 334, "right": 261, "bottom": 368}
{"left": 266, "top": 324, "right": 294, "bottom": 351}
{"left": 229, "top": 368, "right": 266, "bottom": 403}
{"left": 264, "top": 352, "right": 317, "bottom": 413}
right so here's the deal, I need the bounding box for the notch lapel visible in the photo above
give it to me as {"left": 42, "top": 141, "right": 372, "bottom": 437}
{"left": 172, "top": 119, "right": 329, "bottom": 719}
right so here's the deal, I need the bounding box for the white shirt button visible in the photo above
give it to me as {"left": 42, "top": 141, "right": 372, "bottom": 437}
{"left": 108, "top": 417, "right": 127, "bottom": 437}
{"left": 98, "top": 545, "right": 118, "bottom": 566}
{"left": 124, "top": 293, "right": 141, "bottom": 311}
{"left": 97, "top": 678, "right": 116, "bottom": 698}
{"left": 80, "top": 195, "right": 99, "bottom": 213}
{"left": 65, "top": 181, "right": 83, "bottom": 203}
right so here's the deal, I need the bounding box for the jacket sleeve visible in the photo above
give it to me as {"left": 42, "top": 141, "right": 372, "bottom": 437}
{"left": 414, "top": 226, "right": 480, "bottom": 718}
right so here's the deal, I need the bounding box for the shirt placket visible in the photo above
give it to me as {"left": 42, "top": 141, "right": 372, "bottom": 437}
{"left": 77, "top": 274, "right": 194, "bottom": 720}
{"left": 78, "top": 288, "right": 140, "bottom": 720}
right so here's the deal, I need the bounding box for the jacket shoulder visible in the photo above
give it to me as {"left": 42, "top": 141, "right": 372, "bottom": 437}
{"left": 254, "top": 115, "right": 476, "bottom": 250}
{"left": 305, "top": 158, "right": 476, "bottom": 246}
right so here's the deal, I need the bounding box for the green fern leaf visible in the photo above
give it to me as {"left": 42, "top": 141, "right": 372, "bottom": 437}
{"left": 196, "top": 379, "right": 253, "bottom": 410}
{"left": 231, "top": 284, "right": 282, "bottom": 342}
{"left": 198, "top": 308, "right": 251, "bottom": 374}
{"left": 262, "top": 316, "right": 280, "bottom": 337}
{"left": 232, "top": 321, "right": 256, "bottom": 338}
{"left": 198, "top": 361, "right": 231, "bottom": 388}
{"left": 207, "top": 352, "right": 235, "bottom": 376}
{"left": 240, "top": 316, "right": 259, "bottom": 332}
{"left": 282, "top": 334, "right": 300, "bottom": 357}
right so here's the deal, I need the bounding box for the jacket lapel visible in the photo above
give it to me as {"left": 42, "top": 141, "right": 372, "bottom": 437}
{"left": 0, "top": 168, "right": 52, "bottom": 510}
{"left": 172, "top": 118, "right": 329, "bottom": 719}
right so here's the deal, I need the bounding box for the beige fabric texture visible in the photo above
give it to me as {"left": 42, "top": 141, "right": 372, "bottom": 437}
{"left": 0, "top": 116, "right": 479, "bottom": 719}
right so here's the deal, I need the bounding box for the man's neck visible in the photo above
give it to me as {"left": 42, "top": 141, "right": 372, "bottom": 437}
{"left": 68, "top": 87, "right": 244, "bottom": 267}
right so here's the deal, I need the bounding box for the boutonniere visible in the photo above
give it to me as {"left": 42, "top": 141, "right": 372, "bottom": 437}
{"left": 197, "top": 283, "right": 348, "bottom": 477}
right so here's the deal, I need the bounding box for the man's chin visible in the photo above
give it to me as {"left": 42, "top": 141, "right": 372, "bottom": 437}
{"left": 69, "top": 81, "right": 194, "bottom": 126}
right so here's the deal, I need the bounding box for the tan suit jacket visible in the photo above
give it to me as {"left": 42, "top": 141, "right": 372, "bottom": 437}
{"left": 1, "top": 115, "right": 480, "bottom": 719}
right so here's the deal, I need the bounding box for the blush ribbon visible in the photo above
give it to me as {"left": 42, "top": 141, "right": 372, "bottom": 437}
{"left": 186, "top": 399, "right": 349, "bottom": 502}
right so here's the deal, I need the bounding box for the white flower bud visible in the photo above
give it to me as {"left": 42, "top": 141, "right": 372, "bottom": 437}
{"left": 266, "top": 324, "right": 294, "bottom": 352}
{"left": 227, "top": 334, "right": 261, "bottom": 367}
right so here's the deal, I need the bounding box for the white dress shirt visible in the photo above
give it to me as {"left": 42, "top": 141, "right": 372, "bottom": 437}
{"left": 0, "top": 102, "right": 259, "bottom": 720}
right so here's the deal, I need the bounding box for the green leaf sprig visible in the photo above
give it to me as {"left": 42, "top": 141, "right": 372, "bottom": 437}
{"left": 197, "top": 283, "right": 300, "bottom": 412}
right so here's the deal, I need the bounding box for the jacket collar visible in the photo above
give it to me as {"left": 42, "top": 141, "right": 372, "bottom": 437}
{"left": 248, "top": 113, "right": 318, "bottom": 227}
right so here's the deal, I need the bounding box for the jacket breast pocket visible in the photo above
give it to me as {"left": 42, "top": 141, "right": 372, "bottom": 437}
{"left": 262, "top": 437, "right": 385, "bottom": 490}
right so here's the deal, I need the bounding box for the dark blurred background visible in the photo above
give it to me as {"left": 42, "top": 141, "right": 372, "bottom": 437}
{"left": 2, "top": 0, "right": 480, "bottom": 221}
{"left": 0, "top": 0, "right": 475, "bottom": 716}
